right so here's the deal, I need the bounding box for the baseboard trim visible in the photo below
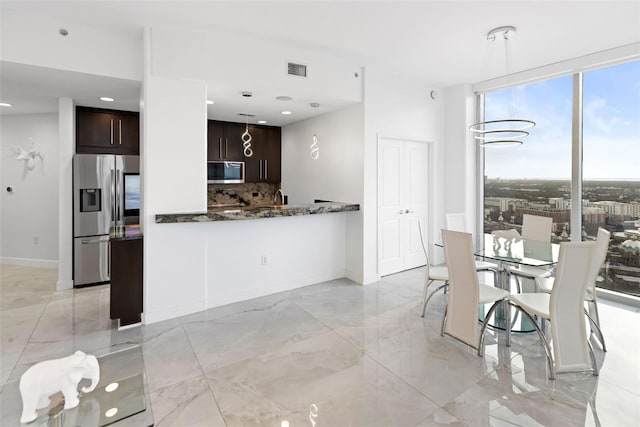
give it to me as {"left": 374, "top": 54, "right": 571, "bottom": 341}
{"left": 597, "top": 287, "right": 640, "bottom": 308}
{"left": 1, "top": 257, "right": 58, "bottom": 268}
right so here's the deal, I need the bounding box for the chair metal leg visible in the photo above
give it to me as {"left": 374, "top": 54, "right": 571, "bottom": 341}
{"left": 585, "top": 309, "right": 607, "bottom": 352}
{"left": 421, "top": 282, "right": 448, "bottom": 317}
{"left": 505, "top": 300, "right": 511, "bottom": 347}
{"left": 478, "top": 300, "right": 504, "bottom": 356}
{"left": 441, "top": 305, "right": 448, "bottom": 337}
{"left": 421, "top": 278, "right": 433, "bottom": 309}
{"left": 510, "top": 302, "right": 556, "bottom": 380}
{"left": 587, "top": 338, "right": 599, "bottom": 376}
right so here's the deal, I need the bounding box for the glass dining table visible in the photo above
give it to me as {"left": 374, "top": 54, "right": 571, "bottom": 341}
{"left": 475, "top": 233, "right": 559, "bottom": 332}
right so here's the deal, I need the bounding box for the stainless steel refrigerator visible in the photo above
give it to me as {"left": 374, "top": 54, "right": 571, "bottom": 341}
{"left": 73, "top": 154, "right": 139, "bottom": 287}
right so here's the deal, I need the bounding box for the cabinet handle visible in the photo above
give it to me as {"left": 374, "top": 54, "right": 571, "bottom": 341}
{"left": 219, "top": 137, "right": 222, "bottom": 159}
{"left": 264, "top": 160, "right": 268, "bottom": 180}
{"left": 225, "top": 138, "right": 228, "bottom": 159}
{"left": 259, "top": 160, "right": 263, "bottom": 180}
{"left": 110, "top": 119, "right": 114, "bottom": 145}
{"left": 118, "top": 119, "right": 122, "bottom": 145}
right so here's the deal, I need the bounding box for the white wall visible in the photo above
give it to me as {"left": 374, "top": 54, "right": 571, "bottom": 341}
{"left": 281, "top": 103, "right": 364, "bottom": 283}
{"left": 149, "top": 26, "right": 361, "bottom": 106}
{"left": 443, "top": 85, "right": 477, "bottom": 236}
{"left": 0, "top": 7, "right": 142, "bottom": 80}
{"left": 205, "top": 214, "right": 348, "bottom": 308}
{"left": 142, "top": 73, "right": 209, "bottom": 323}
{"left": 282, "top": 104, "right": 363, "bottom": 204}
{"left": 57, "top": 98, "right": 74, "bottom": 289}
{"left": 0, "top": 113, "right": 59, "bottom": 267}
{"left": 362, "top": 67, "right": 445, "bottom": 280}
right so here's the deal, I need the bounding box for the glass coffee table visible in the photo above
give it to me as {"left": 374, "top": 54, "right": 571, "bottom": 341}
{"left": 0, "top": 345, "right": 154, "bottom": 426}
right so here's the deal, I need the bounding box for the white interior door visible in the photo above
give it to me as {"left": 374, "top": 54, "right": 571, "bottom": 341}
{"left": 378, "top": 137, "right": 429, "bottom": 276}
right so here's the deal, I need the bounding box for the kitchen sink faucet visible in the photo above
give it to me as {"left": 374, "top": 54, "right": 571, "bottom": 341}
{"left": 274, "top": 189, "right": 285, "bottom": 205}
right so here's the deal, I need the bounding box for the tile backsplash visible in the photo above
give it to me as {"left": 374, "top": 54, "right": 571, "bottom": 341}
{"left": 208, "top": 182, "right": 280, "bottom": 207}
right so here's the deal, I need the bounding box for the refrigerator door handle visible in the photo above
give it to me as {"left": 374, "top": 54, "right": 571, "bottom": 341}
{"left": 116, "top": 171, "right": 121, "bottom": 223}
{"left": 81, "top": 236, "right": 110, "bottom": 244}
{"left": 111, "top": 169, "right": 116, "bottom": 222}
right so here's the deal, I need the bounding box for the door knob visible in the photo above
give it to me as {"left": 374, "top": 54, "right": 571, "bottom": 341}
{"left": 405, "top": 209, "right": 415, "bottom": 214}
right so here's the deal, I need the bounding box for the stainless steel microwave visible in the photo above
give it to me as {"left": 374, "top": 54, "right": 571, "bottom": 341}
{"left": 207, "top": 161, "right": 245, "bottom": 184}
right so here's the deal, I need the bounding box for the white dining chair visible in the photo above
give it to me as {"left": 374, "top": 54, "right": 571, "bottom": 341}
{"left": 521, "top": 214, "right": 553, "bottom": 242}
{"left": 508, "top": 241, "right": 598, "bottom": 380}
{"left": 508, "top": 214, "right": 554, "bottom": 289}
{"left": 441, "top": 230, "right": 510, "bottom": 352}
{"left": 418, "top": 221, "right": 449, "bottom": 317}
{"left": 445, "top": 213, "right": 497, "bottom": 276}
{"left": 536, "top": 227, "right": 610, "bottom": 351}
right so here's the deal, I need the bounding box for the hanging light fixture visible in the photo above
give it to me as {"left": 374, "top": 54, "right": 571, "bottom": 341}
{"left": 470, "top": 26, "right": 535, "bottom": 147}
{"left": 238, "top": 113, "right": 254, "bottom": 157}
{"left": 240, "top": 91, "right": 253, "bottom": 157}
{"left": 310, "top": 134, "right": 319, "bottom": 160}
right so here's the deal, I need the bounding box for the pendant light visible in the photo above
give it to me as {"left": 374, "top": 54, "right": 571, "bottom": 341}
{"left": 241, "top": 115, "right": 253, "bottom": 157}
{"left": 240, "top": 91, "right": 253, "bottom": 157}
{"left": 470, "top": 26, "right": 535, "bottom": 147}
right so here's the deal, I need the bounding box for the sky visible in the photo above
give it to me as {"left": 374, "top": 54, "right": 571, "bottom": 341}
{"left": 484, "top": 59, "right": 640, "bottom": 181}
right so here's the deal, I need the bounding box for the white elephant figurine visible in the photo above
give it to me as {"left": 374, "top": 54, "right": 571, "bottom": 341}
{"left": 19, "top": 351, "right": 100, "bottom": 424}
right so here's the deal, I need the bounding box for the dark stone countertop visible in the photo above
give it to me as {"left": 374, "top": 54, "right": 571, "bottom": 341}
{"left": 110, "top": 225, "right": 143, "bottom": 240}
{"left": 155, "top": 202, "right": 360, "bottom": 224}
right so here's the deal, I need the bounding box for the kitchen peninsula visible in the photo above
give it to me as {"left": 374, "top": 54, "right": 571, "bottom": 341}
{"left": 155, "top": 201, "right": 359, "bottom": 223}
{"left": 144, "top": 199, "right": 361, "bottom": 324}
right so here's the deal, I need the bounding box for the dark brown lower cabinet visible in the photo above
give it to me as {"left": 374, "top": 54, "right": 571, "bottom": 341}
{"left": 110, "top": 237, "right": 143, "bottom": 326}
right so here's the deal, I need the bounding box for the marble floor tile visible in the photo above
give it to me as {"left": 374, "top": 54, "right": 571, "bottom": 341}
{"left": 378, "top": 266, "right": 427, "bottom": 299}
{"left": 205, "top": 331, "right": 439, "bottom": 427}
{"left": 182, "top": 298, "right": 330, "bottom": 372}
{"left": 140, "top": 324, "right": 202, "bottom": 393}
{"left": 2, "top": 264, "right": 639, "bottom": 426}
{"left": 29, "top": 286, "right": 112, "bottom": 343}
{"left": 415, "top": 408, "right": 466, "bottom": 427}
{"left": 287, "top": 278, "right": 414, "bottom": 329}
{"left": 149, "top": 375, "right": 226, "bottom": 427}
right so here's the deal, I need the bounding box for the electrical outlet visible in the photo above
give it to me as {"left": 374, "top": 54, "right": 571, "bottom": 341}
{"left": 33, "top": 235, "right": 39, "bottom": 244}
{"left": 261, "top": 255, "right": 268, "bottom": 266}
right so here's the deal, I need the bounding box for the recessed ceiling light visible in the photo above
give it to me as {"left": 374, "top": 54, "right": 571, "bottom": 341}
{"left": 0, "top": 102, "right": 13, "bottom": 107}
{"left": 59, "top": 28, "right": 68, "bottom": 36}
{"left": 100, "top": 97, "right": 115, "bottom": 102}
{"left": 257, "top": 120, "right": 267, "bottom": 124}
{"left": 310, "top": 102, "right": 320, "bottom": 108}
{"left": 276, "top": 96, "right": 293, "bottom": 101}
{"left": 281, "top": 111, "right": 292, "bottom": 115}
{"left": 206, "top": 100, "right": 214, "bottom": 105}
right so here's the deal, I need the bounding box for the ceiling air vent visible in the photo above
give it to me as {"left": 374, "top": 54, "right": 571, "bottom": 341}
{"left": 287, "top": 62, "right": 307, "bottom": 77}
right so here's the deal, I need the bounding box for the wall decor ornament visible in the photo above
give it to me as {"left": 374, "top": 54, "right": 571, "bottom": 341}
{"left": 13, "top": 142, "right": 44, "bottom": 170}
{"left": 19, "top": 351, "right": 100, "bottom": 423}
{"left": 310, "top": 134, "right": 319, "bottom": 160}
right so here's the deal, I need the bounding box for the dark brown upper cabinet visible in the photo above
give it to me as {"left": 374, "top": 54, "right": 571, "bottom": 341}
{"left": 244, "top": 124, "right": 281, "bottom": 183}
{"left": 207, "top": 120, "right": 244, "bottom": 161}
{"left": 76, "top": 107, "right": 140, "bottom": 155}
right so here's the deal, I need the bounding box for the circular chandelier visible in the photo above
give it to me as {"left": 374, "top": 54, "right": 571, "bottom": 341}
{"left": 470, "top": 26, "right": 536, "bottom": 147}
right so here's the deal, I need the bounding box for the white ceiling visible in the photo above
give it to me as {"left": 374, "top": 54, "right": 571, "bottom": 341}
{"left": 2, "top": 1, "right": 639, "bottom": 125}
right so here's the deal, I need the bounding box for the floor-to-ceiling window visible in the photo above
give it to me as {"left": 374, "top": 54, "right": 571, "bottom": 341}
{"left": 582, "top": 60, "right": 640, "bottom": 296}
{"left": 483, "top": 75, "right": 572, "bottom": 240}
{"left": 483, "top": 59, "right": 640, "bottom": 297}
